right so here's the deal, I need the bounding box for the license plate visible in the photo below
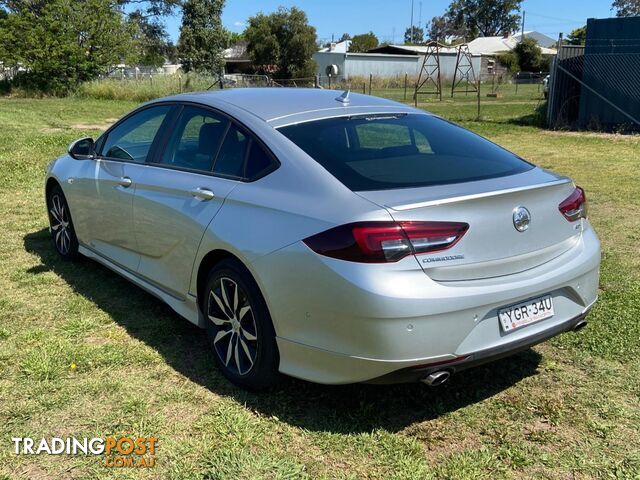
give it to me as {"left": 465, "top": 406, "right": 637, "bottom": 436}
{"left": 498, "top": 294, "right": 554, "bottom": 332}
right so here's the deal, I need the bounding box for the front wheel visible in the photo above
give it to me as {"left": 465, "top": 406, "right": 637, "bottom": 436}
{"left": 204, "top": 259, "right": 280, "bottom": 390}
{"left": 47, "top": 184, "right": 79, "bottom": 260}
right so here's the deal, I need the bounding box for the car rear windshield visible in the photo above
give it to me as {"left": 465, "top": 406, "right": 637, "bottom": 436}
{"left": 278, "top": 113, "right": 533, "bottom": 191}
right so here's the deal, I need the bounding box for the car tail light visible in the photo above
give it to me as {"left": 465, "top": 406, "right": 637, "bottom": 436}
{"left": 303, "top": 221, "right": 469, "bottom": 263}
{"left": 559, "top": 186, "right": 587, "bottom": 222}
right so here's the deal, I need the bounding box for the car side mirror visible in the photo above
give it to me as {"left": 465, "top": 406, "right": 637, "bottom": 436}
{"left": 68, "top": 137, "right": 95, "bottom": 160}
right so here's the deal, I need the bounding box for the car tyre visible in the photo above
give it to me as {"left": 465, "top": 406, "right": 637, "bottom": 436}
{"left": 47, "top": 184, "right": 79, "bottom": 260}
{"left": 204, "top": 259, "right": 280, "bottom": 390}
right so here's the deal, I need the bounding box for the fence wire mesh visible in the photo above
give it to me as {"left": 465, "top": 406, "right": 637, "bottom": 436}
{"left": 548, "top": 44, "right": 640, "bottom": 131}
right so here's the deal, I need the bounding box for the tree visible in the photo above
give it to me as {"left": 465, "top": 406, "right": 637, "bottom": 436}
{"left": 566, "top": 26, "right": 587, "bottom": 46}
{"left": 444, "top": 0, "right": 522, "bottom": 39}
{"left": 245, "top": 7, "right": 317, "bottom": 79}
{"left": 226, "top": 30, "right": 245, "bottom": 47}
{"left": 612, "top": 0, "right": 640, "bottom": 16}
{"left": 0, "top": 0, "right": 136, "bottom": 93}
{"left": 128, "top": 11, "right": 174, "bottom": 67}
{"left": 338, "top": 33, "right": 351, "bottom": 42}
{"left": 426, "top": 15, "right": 448, "bottom": 42}
{"left": 113, "top": 0, "right": 182, "bottom": 17}
{"left": 403, "top": 26, "right": 424, "bottom": 44}
{"left": 349, "top": 32, "right": 378, "bottom": 52}
{"left": 178, "top": 0, "right": 227, "bottom": 76}
{"left": 513, "top": 37, "right": 547, "bottom": 72}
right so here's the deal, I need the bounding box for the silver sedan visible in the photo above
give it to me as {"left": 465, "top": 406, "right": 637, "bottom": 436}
{"left": 45, "top": 89, "right": 600, "bottom": 389}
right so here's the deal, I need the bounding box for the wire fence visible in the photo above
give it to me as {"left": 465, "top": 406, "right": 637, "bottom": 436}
{"left": 547, "top": 43, "right": 640, "bottom": 132}
{"left": 76, "top": 70, "right": 550, "bottom": 124}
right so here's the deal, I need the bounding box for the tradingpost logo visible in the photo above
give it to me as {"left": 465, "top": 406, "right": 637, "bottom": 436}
{"left": 12, "top": 436, "right": 157, "bottom": 468}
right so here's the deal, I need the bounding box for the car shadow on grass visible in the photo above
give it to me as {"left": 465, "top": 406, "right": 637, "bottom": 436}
{"left": 25, "top": 228, "right": 542, "bottom": 434}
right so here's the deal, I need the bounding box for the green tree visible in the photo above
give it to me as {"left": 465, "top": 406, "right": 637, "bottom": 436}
{"left": 567, "top": 26, "right": 587, "bottom": 46}
{"left": 349, "top": 32, "right": 378, "bottom": 52}
{"left": 513, "top": 37, "right": 547, "bottom": 72}
{"left": 426, "top": 15, "right": 448, "bottom": 42}
{"left": 444, "top": 0, "right": 522, "bottom": 39}
{"left": 178, "top": 0, "right": 227, "bottom": 76}
{"left": 0, "top": 0, "right": 135, "bottom": 93}
{"left": 128, "top": 11, "right": 173, "bottom": 67}
{"left": 226, "top": 30, "right": 245, "bottom": 47}
{"left": 611, "top": 0, "right": 640, "bottom": 16}
{"left": 403, "top": 26, "right": 424, "bottom": 44}
{"left": 245, "top": 6, "right": 317, "bottom": 79}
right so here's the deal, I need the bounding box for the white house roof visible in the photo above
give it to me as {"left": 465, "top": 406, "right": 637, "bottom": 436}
{"left": 467, "top": 35, "right": 556, "bottom": 55}
{"left": 467, "top": 36, "right": 518, "bottom": 55}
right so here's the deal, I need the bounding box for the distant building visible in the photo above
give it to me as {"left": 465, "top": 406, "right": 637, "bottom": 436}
{"left": 313, "top": 44, "right": 480, "bottom": 81}
{"left": 318, "top": 40, "right": 351, "bottom": 53}
{"left": 467, "top": 34, "right": 557, "bottom": 56}
{"left": 223, "top": 41, "right": 253, "bottom": 74}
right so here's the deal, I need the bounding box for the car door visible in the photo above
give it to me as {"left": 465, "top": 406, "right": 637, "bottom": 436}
{"left": 87, "top": 104, "right": 174, "bottom": 271}
{"left": 131, "top": 105, "right": 249, "bottom": 299}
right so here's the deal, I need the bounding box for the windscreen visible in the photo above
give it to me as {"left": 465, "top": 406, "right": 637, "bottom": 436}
{"left": 278, "top": 114, "right": 533, "bottom": 191}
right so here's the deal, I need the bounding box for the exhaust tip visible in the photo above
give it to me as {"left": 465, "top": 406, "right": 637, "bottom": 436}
{"left": 421, "top": 370, "right": 451, "bottom": 387}
{"left": 573, "top": 320, "right": 588, "bottom": 332}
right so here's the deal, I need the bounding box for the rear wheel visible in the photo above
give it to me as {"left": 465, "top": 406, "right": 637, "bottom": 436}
{"left": 47, "top": 184, "right": 79, "bottom": 260}
{"left": 204, "top": 259, "right": 279, "bottom": 390}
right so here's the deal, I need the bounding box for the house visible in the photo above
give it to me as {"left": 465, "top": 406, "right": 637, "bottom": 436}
{"left": 223, "top": 41, "right": 253, "bottom": 74}
{"left": 467, "top": 34, "right": 557, "bottom": 56}
{"left": 466, "top": 33, "right": 557, "bottom": 75}
{"left": 318, "top": 39, "right": 351, "bottom": 53}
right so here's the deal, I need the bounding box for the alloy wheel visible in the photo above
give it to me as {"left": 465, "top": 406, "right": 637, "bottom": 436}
{"left": 50, "top": 194, "right": 71, "bottom": 255}
{"left": 207, "top": 277, "right": 258, "bottom": 376}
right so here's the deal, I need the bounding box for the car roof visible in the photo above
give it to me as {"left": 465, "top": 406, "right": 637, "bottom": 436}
{"left": 155, "top": 88, "right": 421, "bottom": 127}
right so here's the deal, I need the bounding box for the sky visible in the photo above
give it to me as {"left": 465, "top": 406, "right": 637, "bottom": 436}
{"left": 164, "top": 0, "right": 616, "bottom": 44}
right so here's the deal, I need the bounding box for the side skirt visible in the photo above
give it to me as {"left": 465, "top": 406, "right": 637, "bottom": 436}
{"left": 78, "top": 245, "right": 203, "bottom": 328}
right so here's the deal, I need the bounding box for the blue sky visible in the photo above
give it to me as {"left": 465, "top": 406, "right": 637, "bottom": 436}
{"left": 164, "top": 0, "right": 615, "bottom": 44}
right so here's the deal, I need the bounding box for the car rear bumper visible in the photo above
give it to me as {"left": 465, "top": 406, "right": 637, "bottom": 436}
{"left": 251, "top": 224, "right": 600, "bottom": 384}
{"left": 367, "top": 306, "right": 592, "bottom": 384}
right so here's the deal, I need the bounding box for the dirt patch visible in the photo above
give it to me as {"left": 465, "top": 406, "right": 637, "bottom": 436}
{"left": 69, "top": 123, "right": 113, "bottom": 131}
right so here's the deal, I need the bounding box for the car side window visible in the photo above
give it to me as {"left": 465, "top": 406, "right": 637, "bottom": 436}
{"left": 213, "top": 124, "right": 249, "bottom": 178}
{"left": 100, "top": 105, "right": 171, "bottom": 163}
{"left": 159, "top": 106, "right": 229, "bottom": 172}
{"left": 245, "top": 140, "right": 275, "bottom": 179}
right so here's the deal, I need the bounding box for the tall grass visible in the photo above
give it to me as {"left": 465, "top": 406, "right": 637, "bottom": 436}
{"left": 76, "top": 74, "right": 220, "bottom": 102}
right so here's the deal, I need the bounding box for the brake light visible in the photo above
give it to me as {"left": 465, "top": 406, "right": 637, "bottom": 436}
{"left": 303, "top": 221, "right": 469, "bottom": 263}
{"left": 559, "top": 186, "right": 587, "bottom": 222}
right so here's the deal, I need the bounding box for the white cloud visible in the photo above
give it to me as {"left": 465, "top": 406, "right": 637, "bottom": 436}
{"left": 233, "top": 21, "right": 246, "bottom": 28}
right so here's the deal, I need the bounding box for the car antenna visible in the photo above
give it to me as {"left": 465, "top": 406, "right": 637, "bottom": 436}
{"left": 335, "top": 90, "right": 350, "bottom": 105}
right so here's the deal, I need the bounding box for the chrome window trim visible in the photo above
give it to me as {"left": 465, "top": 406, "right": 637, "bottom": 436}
{"left": 95, "top": 100, "right": 281, "bottom": 183}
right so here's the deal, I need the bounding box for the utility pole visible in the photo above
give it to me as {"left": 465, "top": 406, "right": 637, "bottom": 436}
{"left": 521, "top": 11, "right": 526, "bottom": 41}
{"left": 410, "top": 0, "right": 414, "bottom": 43}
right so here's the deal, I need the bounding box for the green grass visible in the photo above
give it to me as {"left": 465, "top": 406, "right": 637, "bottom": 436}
{"left": 0, "top": 94, "right": 639, "bottom": 479}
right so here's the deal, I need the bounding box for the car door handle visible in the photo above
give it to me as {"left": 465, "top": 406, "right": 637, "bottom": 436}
{"left": 118, "top": 176, "right": 132, "bottom": 188}
{"left": 190, "top": 187, "right": 215, "bottom": 201}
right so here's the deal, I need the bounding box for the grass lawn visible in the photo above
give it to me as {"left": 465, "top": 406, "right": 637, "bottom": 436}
{"left": 0, "top": 94, "right": 639, "bottom": 479}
